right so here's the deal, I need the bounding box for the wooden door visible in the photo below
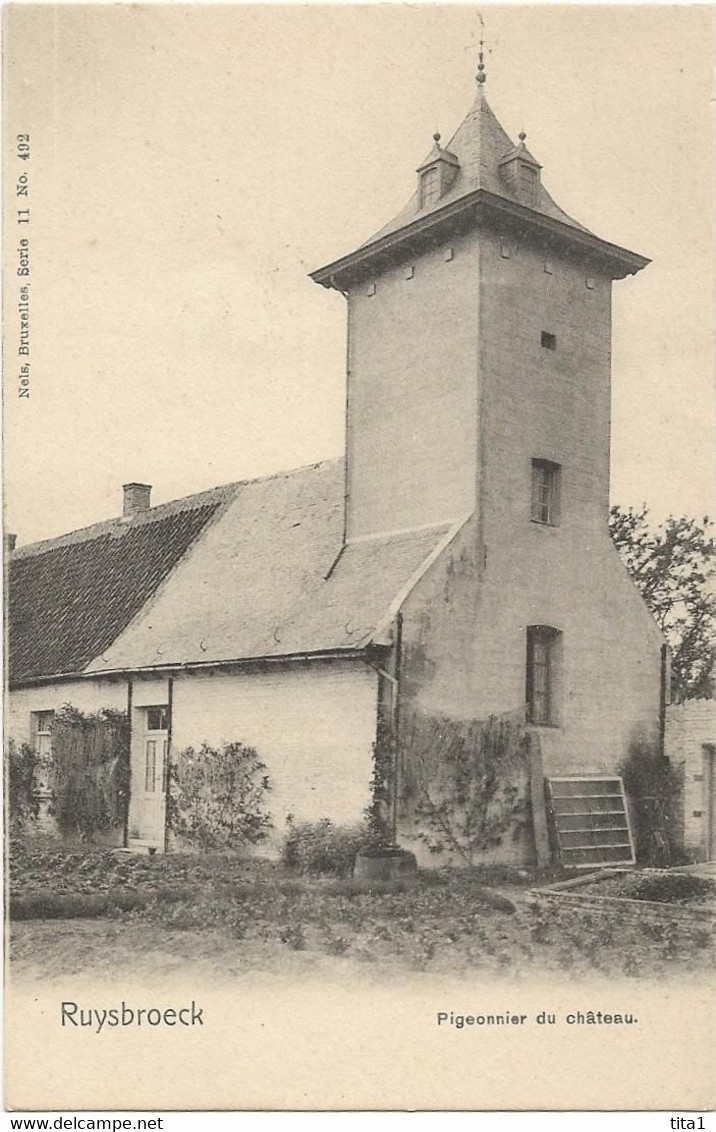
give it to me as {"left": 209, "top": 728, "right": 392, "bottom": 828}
{"left": 130, "top": 706, "right": 169, "bottom": 846}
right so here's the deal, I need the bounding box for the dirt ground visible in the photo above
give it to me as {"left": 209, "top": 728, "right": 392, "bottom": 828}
{"left": 8, "top": 846, "right": 715, "bottom": 984}
{"left": 8, "top": 917, "right": 369, "bottom": 985}
{"left": 9, "top": 888, "right": 715, "bottom": 986}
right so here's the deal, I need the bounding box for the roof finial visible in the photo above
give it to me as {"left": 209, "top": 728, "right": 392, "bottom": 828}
{"left": 433, "top": 131, "right": 441, "bottom": 144}
{"left": 476, "top": 12, "right": 487, "bottom": 85}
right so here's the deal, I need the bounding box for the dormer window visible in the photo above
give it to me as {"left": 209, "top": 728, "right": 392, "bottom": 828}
{"left": 498, "top": 131, "right": 542, "bottom": 208}
{"left": 519, "top": 163, "right": 538, "bottom": 204}
{"left": 420, "top": 166, "right": 440, "bottom": 209}
{"left": 416, "top": 132, "right": 459, "bottom": 212}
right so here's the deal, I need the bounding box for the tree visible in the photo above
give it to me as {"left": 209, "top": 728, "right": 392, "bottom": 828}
{"left": 609, "top": 506, "right": 715, "bottom": 701}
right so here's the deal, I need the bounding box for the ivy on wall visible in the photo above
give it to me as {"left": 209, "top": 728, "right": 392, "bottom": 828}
{"left": 6, "top": 740, "right": 43, "bottom": 832}
{"left": 48, "top": 705, "right": 130, "bottom": 841}
{"left": 399, "top": 708, "right": 528, "bottom": 865}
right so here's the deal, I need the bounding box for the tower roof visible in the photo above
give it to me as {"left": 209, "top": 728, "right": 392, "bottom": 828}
{"left": 312, "top": 85, "right": 649, "bottom": 289}
{"left": 365, "top": 87, "right": 588, "bottom": 248}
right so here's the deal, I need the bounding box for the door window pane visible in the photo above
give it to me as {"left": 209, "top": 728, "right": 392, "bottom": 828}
{"left": 145, "top": 741, "right": 157, "bottom": 792}
{"left": 146, "top": 706, "right": 169, "bottom": 731}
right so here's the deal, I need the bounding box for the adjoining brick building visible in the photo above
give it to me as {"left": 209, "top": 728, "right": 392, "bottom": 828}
{"left": 666, "top": 700, "right": 716, "bottom": 861}
{"left": 6, "top": 61, "right": 664, "bottom": 863}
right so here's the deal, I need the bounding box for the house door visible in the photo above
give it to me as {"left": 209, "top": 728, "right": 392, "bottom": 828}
{"left": 130, "top": 706, "right": 169, "bottom": 846}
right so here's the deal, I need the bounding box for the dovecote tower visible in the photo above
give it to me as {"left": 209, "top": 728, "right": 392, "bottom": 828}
{"left": 312, "top": 61, "right": 648, "bottom": 548}
{"left": 312, "top": 54, "right": 662, "bottom": 783}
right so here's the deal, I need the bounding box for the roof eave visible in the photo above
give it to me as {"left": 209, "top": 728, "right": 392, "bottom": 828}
{"left": 310, "top": 189, "right": 650, "bottom": 289}
{"left": 8, "top": 645, "right": 389, "bottom": 689}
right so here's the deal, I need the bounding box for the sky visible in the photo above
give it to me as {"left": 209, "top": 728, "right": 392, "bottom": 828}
{"left": 4, "top": 3, "right": 715, "bottom": 546}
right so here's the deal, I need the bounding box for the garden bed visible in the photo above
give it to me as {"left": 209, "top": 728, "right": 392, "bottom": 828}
{"left": 530, "top": 868, "right": 716, "bottom": 928}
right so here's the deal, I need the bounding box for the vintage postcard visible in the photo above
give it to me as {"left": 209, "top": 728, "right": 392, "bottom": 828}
{"left": 3, "top": 3, "right": 715, "bottom": 1113}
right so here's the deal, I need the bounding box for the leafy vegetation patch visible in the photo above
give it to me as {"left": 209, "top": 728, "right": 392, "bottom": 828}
{"left": 8, "top": 847, "right": 715, "bottom": 979}
{"left": 577, "top": 871, "right": 715, "bottom": 907}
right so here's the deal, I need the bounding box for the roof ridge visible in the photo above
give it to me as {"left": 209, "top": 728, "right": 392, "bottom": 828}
{"left": 12, "top": 458, "right": 342, "bottom": 557}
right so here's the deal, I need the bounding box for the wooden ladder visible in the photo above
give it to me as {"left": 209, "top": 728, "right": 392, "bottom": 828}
{"left": 546, "top": 775, "right": 635, "bottom": 869}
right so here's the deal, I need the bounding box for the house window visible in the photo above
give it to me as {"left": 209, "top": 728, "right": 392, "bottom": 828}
{"left": 31, "top": 710, "right": 54, "bottom": 796}
{"left": 146, "top": 705, "right": 169, "bottom": 731}
{"left": 526, "top": 626, "right": 561, "bottom": 725}
{"left": 32, "top": 710, "right": 54, "bottom": 759}
{"left": 541, "top": 331, "right": 556, "bottom": 350}
{"left": 420, "top": 166, "right": 440, "bottom": 209}
{"left": 531, "top": 459, "right": 561, "bottom": 525}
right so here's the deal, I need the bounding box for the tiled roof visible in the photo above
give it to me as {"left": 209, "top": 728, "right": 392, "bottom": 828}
{"left": 8, "top": 487, "right": 235, "bottom": 685}
{"left": 9, "top": 461, "right": 459, "bottom": 684}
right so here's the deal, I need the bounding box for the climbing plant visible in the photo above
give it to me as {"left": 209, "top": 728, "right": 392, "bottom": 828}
{"left": 48, "top": 704, "right": 130, "bottom": 841}
{"left": 6, "top": 739, "right": 43, "bottom": 832}
{"left": 400, "top": 708, "right": 528, "bottom": 865}
{"left": 167, "top": 740, "right": 272, "bottom": 852}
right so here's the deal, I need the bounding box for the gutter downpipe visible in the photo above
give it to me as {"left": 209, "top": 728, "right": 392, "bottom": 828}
{"left": 391, "top": 611, "right": 404, "bottom": 845}
{"left": 164, "top": 676, "right": 174, "bottom": 853}
{"left": 124, "top": 678, "right": 133, "bottom": 848}
{"left": 659, "top": 643, "right": 671, "bottom": 760}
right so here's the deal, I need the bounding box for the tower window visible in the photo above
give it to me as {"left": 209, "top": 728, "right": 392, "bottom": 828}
{"left": 526, "top": 626, "right": 561, "bottom": 726}
{"left": 541, "top": 331, "right": 556, "bottom": 350}
{"left": 420, "top": 166, "right": 440, "bottom": 209}
{"left": 531, "top": 459, "right": 561, "bottom": 526}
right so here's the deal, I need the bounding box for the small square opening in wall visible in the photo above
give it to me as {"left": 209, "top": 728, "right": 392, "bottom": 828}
{"left": 586, "top": 276, "right": 596, "bottom": 290}
{"left": 541, "top": 331, "right": 556, "bottom": 350}
{"left": 366, "top": 281, "right": 376, "bottom": 296}
{"left": 405, "top": 265, "right": 415, "bottom": 280}
{"left": 444, "top": 247, "right": 454, "bottom": 262}
{"left": 543, "top": 260, "right": 553, "bottom": 275}
{"left": 500, "top": 240, "right": 510, "bottom": 259}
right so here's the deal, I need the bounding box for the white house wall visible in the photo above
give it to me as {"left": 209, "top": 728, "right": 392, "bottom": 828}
{"left": 170, "top": 661, "right": 379, "bottom": 841}
{"left": 7, "top": 678, "right": 129, "bottom": 745}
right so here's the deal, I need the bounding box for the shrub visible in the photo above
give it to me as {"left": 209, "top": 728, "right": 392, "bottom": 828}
{"left": 6, "top": 739, "right": 43, "bottom": 831}
{"left": 620, "top": 737, "right": 684, "bottom": 865}
{"left": 281, "top": 817, "right": 372, "bottom": 877}
{"left": 48, "top": 705, "right": 130, "bottom": 841}
{"left": 167, "top": 740, "right": 272, "bottom": 852}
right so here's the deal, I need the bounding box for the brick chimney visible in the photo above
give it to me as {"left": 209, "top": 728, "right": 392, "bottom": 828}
{"left": 122, "top": 483, "right": 152, "bottom": 518}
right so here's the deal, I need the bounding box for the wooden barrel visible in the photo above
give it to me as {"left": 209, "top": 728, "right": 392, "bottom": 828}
{"left": 353, "top": 846, "right": 418, "bottom": 882}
